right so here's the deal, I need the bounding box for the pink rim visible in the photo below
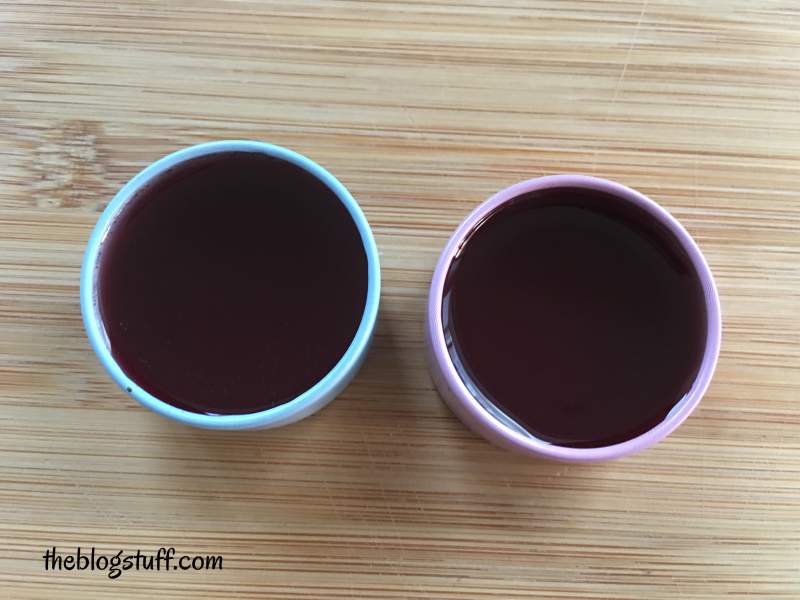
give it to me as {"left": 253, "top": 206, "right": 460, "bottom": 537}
{"left": 426, "top": 175, "right": 722, "bottom": 462}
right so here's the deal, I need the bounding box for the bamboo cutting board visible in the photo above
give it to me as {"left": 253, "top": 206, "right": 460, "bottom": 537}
{"left": 1, "top": 1, "right": 799, "bottom": 598}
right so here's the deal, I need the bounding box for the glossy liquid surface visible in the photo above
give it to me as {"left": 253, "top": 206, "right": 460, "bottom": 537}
{"left": 443, "top": 187, "right": 707, "bottom": 448}
{"left": 97, "top": 151, "right": 368, "bottom": 415}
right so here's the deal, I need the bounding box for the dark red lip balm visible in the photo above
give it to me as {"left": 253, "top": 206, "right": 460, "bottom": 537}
{"left": 96, "top": 151, "right": 369, "bottom": 416}
{"left": 442, "top": 186, "right": 707, "bottom": 448}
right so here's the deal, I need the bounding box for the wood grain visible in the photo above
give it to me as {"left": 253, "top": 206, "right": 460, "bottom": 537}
{"left": 1, "top": 1, "right": 799, "bottom": 597}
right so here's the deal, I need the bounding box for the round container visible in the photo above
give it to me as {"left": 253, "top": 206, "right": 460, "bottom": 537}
{"left": 426, "top": 174, "right": 721, "bottom": 461}
{"left": 81, "top": 140, "right": 380, "bottom": 429}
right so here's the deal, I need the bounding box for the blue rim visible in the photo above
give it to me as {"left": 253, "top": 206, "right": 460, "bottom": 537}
{"left": 80, "top": 140, "right": 381, "bottom": 429}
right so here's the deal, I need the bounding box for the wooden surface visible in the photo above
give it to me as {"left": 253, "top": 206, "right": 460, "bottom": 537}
{"left": 1, "top": 1, "right": 799, "bottom": 598}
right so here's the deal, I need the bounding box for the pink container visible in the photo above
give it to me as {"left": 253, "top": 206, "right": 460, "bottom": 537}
{"left": 426, "top": 175, "right": 722, "bottom": 462}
